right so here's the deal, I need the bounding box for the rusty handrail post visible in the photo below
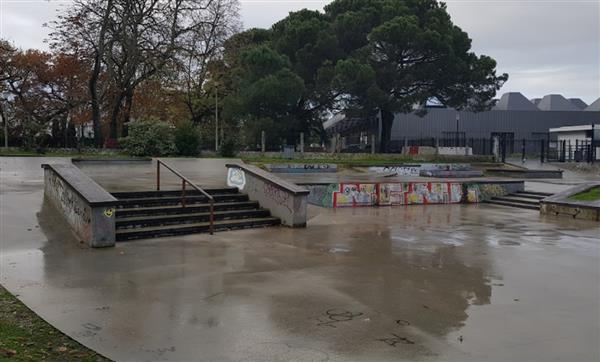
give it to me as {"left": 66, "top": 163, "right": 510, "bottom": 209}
{"left": 154, "top": 158, "right": 215, "bottom": 235}
{"left": 209, "top": 199, "right": 214, "bottom": 235}
{"left": 156, "top": 160, "right": 161, "bottom": 191}
{"left": 181, "top": 179, "right": 186, "bottom": 208}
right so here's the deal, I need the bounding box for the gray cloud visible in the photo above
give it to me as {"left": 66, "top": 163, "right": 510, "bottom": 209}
{"left": 1, "top": 0, "right": 598, "bottom": 103}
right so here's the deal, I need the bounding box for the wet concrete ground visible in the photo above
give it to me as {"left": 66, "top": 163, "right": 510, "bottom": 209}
{"left": 1, "top": 157, "right": 599, "bottom": 361}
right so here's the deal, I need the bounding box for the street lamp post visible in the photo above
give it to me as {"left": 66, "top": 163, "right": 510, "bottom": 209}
{"left": 455, "top": 113, "right": 460, "bottom": 147}
{"left": 215, "top": 86, "right": 219, "bottom": 153}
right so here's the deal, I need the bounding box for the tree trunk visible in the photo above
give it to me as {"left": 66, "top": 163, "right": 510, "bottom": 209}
{"left": 109, "top": 93, "right": 125, "bottom": 139}
{"left": 89, "top": 0, "right": 114, "bottom": 148}
{"left": 121, "top": 88, "right": 134, "bottom": 137}
{"left": 89, "top": 72, "right": 103, "bottom": 147}
{"left": 379, "top": 109, "right": 394, "bottom": 153}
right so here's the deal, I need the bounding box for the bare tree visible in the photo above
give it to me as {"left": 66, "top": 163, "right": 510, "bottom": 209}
{"left": 50, "top": 0, "right": 241, "bottom": 143}
{"left": 50, "top": 0, "right": 115, "bottom": 147}
{"left": 177, "top": 0, "right": 240, "bottom": 123}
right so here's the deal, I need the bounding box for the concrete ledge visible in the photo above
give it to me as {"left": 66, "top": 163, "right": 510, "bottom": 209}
{"left": 71, "top": 158, "right": 151, "bottom": 163}
{"left": 540, "top": 183, "right": 600, "bottom": 221}
{"left": 368, "top": 164, "right": 472, "bottom": 177}
{"left": 42, "top": 164, "right": 117, "bottom": 247}
{"left": 306, "top": 180, "right": 523, "bottom": 207}
{"left": 265, "top": 163, "right": 337, "bottom": 173}
{"left": 419, "top": 170, "right": 483, "bottom": 178}
{"left": 226, "top": 163, "right": 308, "bottom": 227}
{"left": 485, "top": 168, "right": 563, "bottom": 179}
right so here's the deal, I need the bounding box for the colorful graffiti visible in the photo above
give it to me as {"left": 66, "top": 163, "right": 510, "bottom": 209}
{"left": 333, "top": 183, "right": 377, "bottom": 207}
{"left": 320, "top": 182, "right": 465, "bottom": 207}
{"left": 369, "top": 164, "right": 471, "bottom": 177}
{"left": 307, "top": 181, "right": 520, "bottom": 208}
{"left": 379, "top": 182, "right": 462, "bottom": 205}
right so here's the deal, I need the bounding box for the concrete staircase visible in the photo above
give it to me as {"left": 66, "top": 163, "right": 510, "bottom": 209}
{"left": 486, "top": 191, "right": 553, "bottom": 211}
{"left": 112, "top": 187, "right": 280, "bottom": 241}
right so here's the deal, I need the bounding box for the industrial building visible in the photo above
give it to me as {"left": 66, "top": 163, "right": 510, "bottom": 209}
{"left": 325, "top": 93, "right": 600, "bottom": 154}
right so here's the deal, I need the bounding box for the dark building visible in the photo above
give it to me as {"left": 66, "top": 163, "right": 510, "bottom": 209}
{"left": 325, "top": 93, "right": 600, "bottom": 153}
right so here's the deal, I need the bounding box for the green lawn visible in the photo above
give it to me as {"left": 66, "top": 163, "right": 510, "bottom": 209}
{"left": 569, "top": 186, "right": 600, "bottom": 202}
{"left": 0, "top": 285, "right": 111, "bottom": 361}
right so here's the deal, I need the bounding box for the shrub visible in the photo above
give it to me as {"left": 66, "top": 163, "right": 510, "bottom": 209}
{"left": 174, "top": 121, "right": 201, "bottom": 156}
{"left": 219, "top": 136, "right": 238, "bottom": 157}
{"left": 119, "top": 118, "right": 176, "bottom": 156}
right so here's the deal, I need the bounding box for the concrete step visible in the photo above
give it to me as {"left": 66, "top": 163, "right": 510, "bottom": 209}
{"left": 115, "top": 217, "right": 281, "bottom": 241}
{"left": 492, "top": 196, "right": 540, "bottom": 206}
{"left": 114, "top": 193, "right": 249, "bottom": 208}
{"left": 116, "top": 209, "right": 271, "bottom": 230}
{"left": 111, "top": 187, "right": 239, "bottom": 199}
{"left": 115, "top": 201, "right": 260, "bottom": 218}
{"left": 485, "top": 199, "right": 540, "bottom": 211}
{"left": 517, "top": 191, "right": 553, "bottom": 199}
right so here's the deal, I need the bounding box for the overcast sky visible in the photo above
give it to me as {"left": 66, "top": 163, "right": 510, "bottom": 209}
{"left": 1, "top": 0, "right": 598, "bottom": 104}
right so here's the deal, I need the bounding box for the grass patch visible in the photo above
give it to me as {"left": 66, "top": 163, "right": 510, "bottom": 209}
{"left": 0, "top": 284, "right": 111, "bottom": 361}
{"left": 568, "top": 186, "right": 600, "bottom": 202}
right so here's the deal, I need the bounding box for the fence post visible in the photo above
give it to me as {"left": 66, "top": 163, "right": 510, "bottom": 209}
{"left": 261, "top": 130, "right": 266, "bottom": 154}
{"left": 371, "top": 134, "right": 376, "bottom": 154}
{"left": 300, "top": 132, "right": 304, "bottom": 154}
{"left": 540, "top": 140, "right": 545, "bottom": 163}
{"left": 592, "top": 124, "right": 596, "bottom": 164}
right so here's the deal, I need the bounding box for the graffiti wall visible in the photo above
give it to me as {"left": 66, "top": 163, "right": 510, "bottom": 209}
{"left": 333, "top": 183, "right": 378, "bottom": 207}
{"left": 307, "top": 181, "right": 522, "bottom": 208}
{"left": 227, "top": 165, "right": 309, "bottom": 227}
{"left": 309, "top": 182, "right": 464, "bottom": 208}
{"left": 45, "top": 170, "right": 93, "bottom": 241}
{"left": 369, "top": 164, "right": 471, "bottom": 177}
{"left": 43, "top": 165, "right": 116, "bottom": 247}
{"left": 266, "top": 163, "right": 337, "bottom": 173}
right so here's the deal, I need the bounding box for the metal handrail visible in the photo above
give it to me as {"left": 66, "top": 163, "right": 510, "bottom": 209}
{"left": 156, "top": 159, "right": 214, "bottom": 235}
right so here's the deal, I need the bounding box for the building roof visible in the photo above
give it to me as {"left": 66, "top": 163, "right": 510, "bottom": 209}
{"left": 537, "top": 94, "right": 581, "bottom": 111}
{"left": 493, "top": 92, "right": 539, "bottom": 111}
{"left": 530, "top": 98, "right": 542, "bottom": 106}
{"left": 549, "top": 124, "right": 600, "bottom": 133}
{"left": 585, "top": 98, "right": 600, "bottom": 111}
{"left": 568, "top": 98, "right": 588, "bottom": 110}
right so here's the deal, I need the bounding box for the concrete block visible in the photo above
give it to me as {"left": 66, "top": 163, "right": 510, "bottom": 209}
{"left": 42, "top": 164, "right": 117, "bottom": 247}
{"left": 227, "top": 164, "right": 309, "bottom": 227}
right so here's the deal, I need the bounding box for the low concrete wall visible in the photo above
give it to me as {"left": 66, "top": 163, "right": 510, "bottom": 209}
{"left": 437, "top": 147, "right": 473, "bottom": 156}
{"left": 368, "top": 163, "right": 472, "bottom": 177}
{"left": 42, "top": 164, "right": 117, "bottom": 247}
{"left": 226, "top": 163, "right": 309, "bottom": 227}
{"left": 306, "top": 180, "right": 523, "bottom": 208}
{"left": 265, "top": 163, "right": 338, "bottom": 173}
{"left": 419, "top": 170, "right": 483, "bottom": 178}
{"left": 540, "top": 183, "right": 600, "bottom": 221}
{"left": 485, "top": 169, "right": 563, "bottom": 179}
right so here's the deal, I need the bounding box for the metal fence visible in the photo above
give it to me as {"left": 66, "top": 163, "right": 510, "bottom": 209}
{"left": 386, "top": 137, "right": 599, "bottom": 163}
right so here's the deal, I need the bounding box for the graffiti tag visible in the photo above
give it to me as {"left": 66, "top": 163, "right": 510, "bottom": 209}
{"left": 316, "top": 309, "right": 363, "bottom": 328}
{"left": 227, "top": 168, "right": 246, "bottom": 190}
{"left": 377, "top": 333, "right": 415, "bottom": 347}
